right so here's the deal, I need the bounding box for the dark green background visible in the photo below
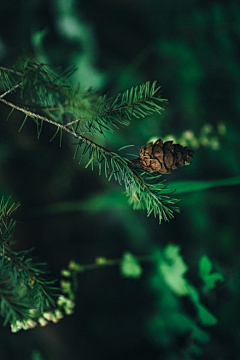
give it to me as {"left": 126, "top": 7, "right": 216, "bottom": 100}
{"left": 0, "top": 0, "right": 240, "bottom": 359}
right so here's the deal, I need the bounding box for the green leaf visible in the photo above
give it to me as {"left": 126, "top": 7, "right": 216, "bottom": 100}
{"left": 197, "top": 304, "right": 218, "bottom": 326}
{"left": 199, "top": 255, "right": 224, "bottom": 290}
{"left": 204, "top": 273, "right": 224, "bottom": 290}
{"left": 199, "top": 255, "right": 212, "bottom": 279}
{"left": 120, "top": 252, "right": 142, "bottom": 279}
{"left": 169, "top": 176, "right": 240, "bottom": 195}
{"left": 159, "top": 245, "right": 191, "bottom": 296}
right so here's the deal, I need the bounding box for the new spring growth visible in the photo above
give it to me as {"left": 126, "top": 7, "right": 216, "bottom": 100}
{"left": 10, "top": 319, "right": 37, "bottom": 333}
{"left": 10, "top": 294, "right": 75, "bottom": 333}
{"left": 57, "top": 295, "right": 76, "bottom": 315}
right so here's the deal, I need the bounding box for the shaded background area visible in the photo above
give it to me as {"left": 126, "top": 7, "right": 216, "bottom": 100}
{"left": 0, "top": 0, "right": 240, "bottom": 359}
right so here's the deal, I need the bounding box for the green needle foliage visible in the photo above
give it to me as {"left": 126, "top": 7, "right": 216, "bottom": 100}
{"left": 0, "top": 56, "right": 180, "bottom": 223}
{"left": 0, "top": 198, "right": 75, "bottom": 332}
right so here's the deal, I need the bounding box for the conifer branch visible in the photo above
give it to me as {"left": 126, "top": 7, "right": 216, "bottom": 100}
{"left": 0, "top": 58, "right": 181, "bottom": 222}
{"left": 0, "top": 97, "right": 65, "bottom": 126}
{"left": 0, "top": 66, "right": 23, "bottom": 76}
{"left": 0, "top": 198, "right": 75, "bottom": 332}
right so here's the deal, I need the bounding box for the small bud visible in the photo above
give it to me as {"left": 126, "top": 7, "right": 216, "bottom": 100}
{"left": 182, "top": 130, "right": 194, "bottom": 140}
{"left": 201, "top": 123, "right": 213, "bottom": 135}
{"left": 22, "top": 321, "right": 29, "bottom": 330}
{"left": 217, "top": 122, "right": 226, "bottom": 135}
{"left": 54, "top": 309, "right": 64, "bottom": 320}
{"left": 210, "top": 137, "right": 220, "bottom": 150}
{"left": 61, "top": 269, "right": 72, "bottom": 277}
{"left": 200, "top": 136, "right": 209, "bottom": 147}
{"left": 26, "top": 319, "right": 37, "bottom": 329}
{"left": 95, "top": 257, "right": 107, "bottom": 265}
{"left": 60, "top": 280, "right": 71, "bottom": 292}
{"left": 10, "top": 320, "right": 23, "bottom": 333}
{"left": 68, "top": 260, "right": 84, "bottom": 272}
{"left": 43, "top": 312, "right": 53, "bottom": 321}
{"left": 64, "top": 307, "right": 74, "bottom": 315}
{"left": 66, "top": 299, "right": 76, "bottom": 309}
{"left": 38, "top": 317, "right": 48, "bottom": 327}
{"left": 52, "top": 317, "right": 59, "bottom": 324}
{"left": 49, "top": 314, "right": 58, "bottom": 323}
{"left": 29, "top": 308, "right": 38, "bottom": 317}
{"left": 15, "top": 320, "right": 23, "bottom": 329}
{"left": 189, "top": 138, "right": 199, "bottom": 149}
{"left": 57, "top": 295, "right": 68, "bottom": 306}
{"left": 11, "top": 324, "right": 19, "bottom": 333}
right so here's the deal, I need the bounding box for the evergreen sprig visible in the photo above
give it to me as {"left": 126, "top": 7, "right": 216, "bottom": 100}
{"left": 126, "top": 169, "right": 180, "bottom": 221}
{"left": 1, "top": 57, "right": 167, "bottom": 135}
{"left": 0, "top": 57, "right": 179, "bottom": 222}
{"left": 0, "top": 198, "right": 75, "bottom": 332}
{"left": 86, "top": 80, "right": 167, "bottom": 134}
{"left": 72, "top": 139, "right": 179, "bottom": 222}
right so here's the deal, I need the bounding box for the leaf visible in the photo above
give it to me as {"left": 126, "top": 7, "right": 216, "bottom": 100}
{"left": 120, "top": 252, "right": 142, "bottom": 279}
{"left": 159, "top": 245, "right": 191, "bottom": 296}
{"left": 197, "top": 304, "right": 218, "bottom": 326}
{"left": 204, "top": 273, "right": 224, "bottom": 290}
{"left": 199, "top": 255, "right": 224, "bottom": 290}
{"left": 188, "top": 287, "right": 218, "bottom": 327}
{"left": 168, "top": 176, "right": 240, "bottom": 195}
{"left": 199, "top": 255, "right": 212, "bottom": 279}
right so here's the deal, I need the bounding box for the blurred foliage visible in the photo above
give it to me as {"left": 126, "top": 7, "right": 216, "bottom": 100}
{"left": 0, "top": 0, "right": 240, "bottom": 359}
{"left": 31, "top": 351, "right": 46, "bottom": 360}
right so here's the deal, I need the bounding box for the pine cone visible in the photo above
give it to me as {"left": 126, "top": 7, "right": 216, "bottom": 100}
{"left": 137, "top": 139, "right": 194, "bottom": 174}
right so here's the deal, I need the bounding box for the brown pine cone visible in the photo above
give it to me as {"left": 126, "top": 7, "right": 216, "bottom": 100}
{"left": 135, "top": 139, "right": 194, "bottom": 174}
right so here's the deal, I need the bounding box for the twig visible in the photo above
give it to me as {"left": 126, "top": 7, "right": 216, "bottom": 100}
{"left": 0, "top": 66, "right": 23, "bottom": 77}
{"left": 0, "top": 83, "right": 23, "bottom": 99}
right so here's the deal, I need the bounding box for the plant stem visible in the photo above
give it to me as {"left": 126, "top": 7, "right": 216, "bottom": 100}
{"left": 70, "top": 254, "right": 154, "bottom": 274}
